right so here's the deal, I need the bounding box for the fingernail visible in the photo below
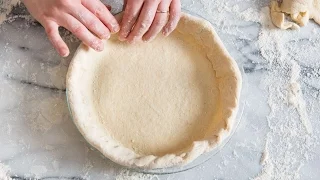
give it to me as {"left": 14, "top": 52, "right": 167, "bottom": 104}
{"left": 113, "top": 25, "right": 120, "bottom": 33}
{"left": 92, "top": 40, "right": 104, "bottom": 51}
{"left": 142, "top": 37, "right": 152, "bottom": 43}
{"left": 61, "top": 49, "right": 69, "bottom": 57}
{"left": 162, "top": 30, "right": 169, "bottom": 36}
{"left": 97, "top": 43, "right": 104, "bottom": 51}
{"left": 130, "top": 36, "right": 139, "bottom": 44}
{"left": 102, "top": 33, "right": 110, "bottom": 39}
{"left": 146, "top": 36, "right": 157, "bottom": 42}
{"left": 128, "top": 39, "right": 136, "bottom": 44}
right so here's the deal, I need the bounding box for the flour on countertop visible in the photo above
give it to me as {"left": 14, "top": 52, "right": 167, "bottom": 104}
{"left": 115, "top": 170, "right": 159, "bottom": 180}
{"left": 237, "top": 7, "right": 261, "bottom": 22}
{"left": 190, "top": 1, "right": 319, "bottom": 178}
{"left": 28, "top": 97, "right": 69, "bottom": 132}
{"left": 0, "top": 163, "right": 11, "bottom": 180}
{"left": 288, "top": 61, "right": 313, "bottom": 134}
{"left": 0, "top": 0, "right": 20, "bottom": 24}
{"left": 29, "top": 165, "right": 47, "bottom": 178}
{"left": 249, "top": 6, "right": 318, "bottom": 180}
{"left": 259, "top": 142, "right": 269, "bottom": 165}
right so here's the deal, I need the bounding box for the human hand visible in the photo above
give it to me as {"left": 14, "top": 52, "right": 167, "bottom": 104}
{"left": 22, "top": 0, "right": 120, "bottom": 57}
{"left": 119, "top": 0, "right": 181, "bottom": 43}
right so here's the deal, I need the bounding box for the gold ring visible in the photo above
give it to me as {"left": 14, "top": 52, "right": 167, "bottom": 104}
{"left": 156, "top": 10, "right": 169, "bottom": 13}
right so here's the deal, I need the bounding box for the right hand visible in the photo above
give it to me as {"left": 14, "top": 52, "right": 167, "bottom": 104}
{"left": 119, "top": 0, "right": 181, "bottom": 43}
{"left": 22, "top": 0, "right": 120, "bottom": 57}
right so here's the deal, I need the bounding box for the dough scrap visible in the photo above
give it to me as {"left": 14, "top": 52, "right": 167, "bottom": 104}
{"left": 66, "top": 13, "right": 242, "bottom": 169}
{"left": 270, "top": 0, "right": 320, "bottom": 29}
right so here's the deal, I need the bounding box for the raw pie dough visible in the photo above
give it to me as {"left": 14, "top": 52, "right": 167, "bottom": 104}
{"left": 67, "top": 13, "right": 242, "bottom": 169}
{"left": 270, "top": 0, "right": 320, "bottom": 29}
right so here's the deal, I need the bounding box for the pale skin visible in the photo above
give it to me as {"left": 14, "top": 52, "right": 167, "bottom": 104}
{"left": 22, "top": 0, "right": 181, "bottom": 57}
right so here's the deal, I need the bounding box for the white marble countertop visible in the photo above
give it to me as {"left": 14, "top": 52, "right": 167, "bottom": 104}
{"left": 1, "top": 0, "right": 320, "bottom": 179}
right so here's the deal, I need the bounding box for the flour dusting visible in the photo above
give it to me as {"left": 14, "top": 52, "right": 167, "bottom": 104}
{"left": 238, "top": 7, "right": 261, "bottom": 22}
{"left": 0, "top": 163, "right": 11, "bottom": 180}
{"left": 251, "top": 7, "right": 318, "bottom": 180}
{"left": 192, "top": 0, "right": 320, "bottom": 179}
{"left": 115, "top": 170, "right": 159, "bottom": 180}
{"left": 0, "top": 0, "right": 20, "bottom": 24}
{"left": 187, "top": 1, "right": 319, "bottom": 178}
{"left": 30, "top": 165, "right": 47, "bottom": 177}
{"left": 28, "top": 97, "right": 69, "bottom": 132}
{"left": 288, "top": 61, "right": 313, "bottom": 134}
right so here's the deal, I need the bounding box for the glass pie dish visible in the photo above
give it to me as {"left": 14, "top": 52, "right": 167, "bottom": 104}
{"left": 66, "top": 9, "right": 247, "bottom": 175}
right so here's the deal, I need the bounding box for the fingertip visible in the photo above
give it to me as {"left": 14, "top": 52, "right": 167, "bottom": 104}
{"left": 110, "top": 24, "right": 120, "bottom": 34}
{"left": 127, "top": 39, "right": 134, "bottom": 44}
{"left": 162, "top": 28, "right": 170, "bottom": 36}
{"left": 61, "top": 49, "right": 70, "bottom": 57}
{"left": 118, "top": 31, "right": 128, "bottom": 41}
{"left": 102, "top": 32, "right": 111, "bottom": 39}
{"left": 142, "top": 35, "right": 155, "bottom": 42}
{"left": 96, "top": 43, "right": 104, "bottom": 51}
{"left": 113, "top": 25, "right": 120, "bottom": 33}
{"left": 162, "top": 30, "right": 166, "bottom": 36}
{"left": 45, "top": 23, "right": 70, "bottom": 57}
{"left": 90, "top": 39, "right": 104, "bottom": 51}
{"left": 163, "top": 17, "right": 179, "bottom": 36}
{"left": 127, "top": 37, "right": 138, "bottom": 44}
{"left": 119, "top": 36, "right": 126, "bottom": 41}
{"left": 142, "top": 37, "right": 149, "bottom": 42}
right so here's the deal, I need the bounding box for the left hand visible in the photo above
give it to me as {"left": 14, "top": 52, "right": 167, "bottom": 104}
{"left": 119, "top": 0, "right": 181, "bottom": 43}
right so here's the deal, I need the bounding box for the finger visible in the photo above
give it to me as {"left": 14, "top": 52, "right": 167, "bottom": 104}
{"left": 44, "top": 21, "right": 69, "bottom": 57}
{"left": 163, "top": 0, "right": 181, "bottom": 36}
{"left": 82, "top": 0, "right": 120, "bottom": 33}
{"left": 126, "top": 0, "right": 159, "bottom": 43}
{"left": 69, "top": 5, "right": 111, "bottom": 39}
{"left": 142, "top": 0, "right": 171, "bottom": 42}
{"left": 59, "top": 14, "right": 104, "bottom": 52}
{"left": 119, "top": 0, "right": 144, "bottom": 41}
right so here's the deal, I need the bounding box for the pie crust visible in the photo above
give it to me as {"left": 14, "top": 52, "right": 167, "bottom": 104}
{"left": 66, "top": 13, "right": 242, "bottom": 169}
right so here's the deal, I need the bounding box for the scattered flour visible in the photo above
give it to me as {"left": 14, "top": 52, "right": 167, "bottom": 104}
{"left": 29, "top": 165, "right": 48, "bottom": 177}
{"left": 252, "top": 6, "right": 318, "bottom": 180}
{"left": 115, "top": 170, "right": 159, "bottom": 180}
{"left": 28, "top": 97, "right": 69, "bottom": 132}
{"left": 0, "top": 163, "right": 11, "bottom": 180}
{"left": 259, "top": 143, "right": 269, "bottom": 165}
{"left": 288, "top": 61, "right": 313, "bottom": 134}
{"left": 238, "top": 7, "right": 261, "bottom": 22}
{"left": 0, "top": 0, "right": 20, "bottom": 24}
{"left": 189, "top": 1, "right": 320, "bottom": 179}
